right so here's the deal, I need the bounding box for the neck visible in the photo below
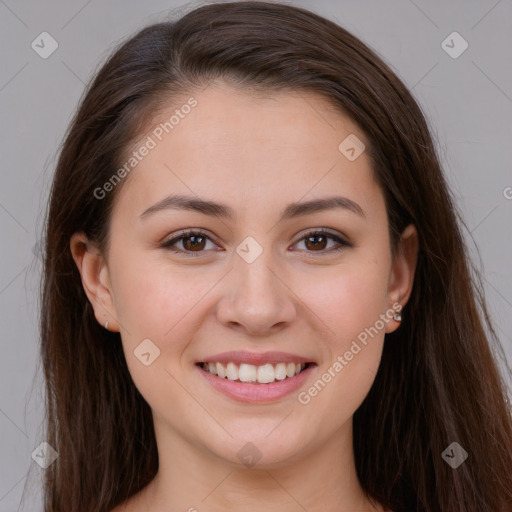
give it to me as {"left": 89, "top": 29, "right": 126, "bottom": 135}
{"left": 133, "top": 417, "right": 384, "bottom": 512}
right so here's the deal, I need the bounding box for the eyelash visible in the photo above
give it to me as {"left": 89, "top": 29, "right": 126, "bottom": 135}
{"left": 160, "top": 228, "right": 351, "bottom": 257}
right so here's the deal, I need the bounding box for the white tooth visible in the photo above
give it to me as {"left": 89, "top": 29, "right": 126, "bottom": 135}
{"left": 239, "top": 363, "right": 257, "bottom": 382}
{"left": 216, "top": 362, "right": 226, "bottom": 378}
{"left": 257, "top": 363, "right": 275, "bottom": 383}
{"left": 275, "top": 363, "right": 287, "bottom": 380}
{"left": 226, "top": 362, "right": 239, "bottom": 381}
{"left": 211, "top": 362, "right": 304, "bottom": 383}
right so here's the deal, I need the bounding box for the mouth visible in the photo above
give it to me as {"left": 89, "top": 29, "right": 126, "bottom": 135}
{"left": 196, "top": 361, "right": 313, "bottom": 384}
{"left": 195, "top": 355, "right": 317, "bottom": 403}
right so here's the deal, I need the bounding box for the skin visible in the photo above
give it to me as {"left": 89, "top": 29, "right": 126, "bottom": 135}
{"left": 71, "top": 81, "right": 418, "bottom": 512}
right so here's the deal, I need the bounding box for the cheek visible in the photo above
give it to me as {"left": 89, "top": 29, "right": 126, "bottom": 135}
{"left": 109, "top": 250, "right": 221, "bottom": 382}
{"left": 109, "top": 252, "right": 199, "bottom": 410}
{"left": 316, "top": 341, "right": 383, "bottom": 427}
{"left": 299, "top": 253, "right": 390, "bottom": 349}
{"left": 295, "top": 251, "right": 389, "bottom": 414}
{"left": 109, "top": 248, "right": 200, "bottom": 337}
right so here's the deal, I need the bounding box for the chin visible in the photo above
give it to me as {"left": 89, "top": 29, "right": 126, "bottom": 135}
{"left": 208, "top": 429, "right": 313, "bottom": 470}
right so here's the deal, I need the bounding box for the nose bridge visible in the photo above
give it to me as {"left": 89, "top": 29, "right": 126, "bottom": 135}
{"left": 216, "top": 238, "right": 296, "bottom": 333}
{"left": 234, "top": 239, "right": 283, "bottom": 304}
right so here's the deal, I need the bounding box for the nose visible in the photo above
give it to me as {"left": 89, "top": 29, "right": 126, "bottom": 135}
{"left": 215, "top": 249, "right": 297, "bottom": 336}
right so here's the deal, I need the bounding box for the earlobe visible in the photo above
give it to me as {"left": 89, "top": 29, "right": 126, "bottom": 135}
{"left": 69, "top": 232, "right": 119, "bottom": 332}
{"left": 385, "top": 223, "right": 419, "bottom": 333}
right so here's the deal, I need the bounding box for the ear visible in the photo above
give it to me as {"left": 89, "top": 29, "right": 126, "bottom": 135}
{"left": 70, "top": 232, "right": 120, "bottom": 332}
{"left": 385, "top": 223, "right": 418, "bottom": 333}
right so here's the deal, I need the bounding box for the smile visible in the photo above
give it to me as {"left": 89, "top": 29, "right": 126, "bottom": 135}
{"left": 196, "top": 352, "right": 317, "bottom": 403}
{"left": 199, "top": 361, "right": 309, "bottom": 384}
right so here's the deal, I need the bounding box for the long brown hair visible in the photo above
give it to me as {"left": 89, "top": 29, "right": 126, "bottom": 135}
{"left": 37, "top": 1, "right": 512, "bottom": 511}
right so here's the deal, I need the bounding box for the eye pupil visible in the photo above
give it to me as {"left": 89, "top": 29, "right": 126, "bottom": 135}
{"left": 183, "top": 235, "right": 206, "bottom": 251}
{"left": 305, "top": 234, "right": 327, "bottom": 251}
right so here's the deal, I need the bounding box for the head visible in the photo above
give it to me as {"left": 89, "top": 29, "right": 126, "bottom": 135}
{"left": 39, "top": 2, "right": 512, "bottom": 512}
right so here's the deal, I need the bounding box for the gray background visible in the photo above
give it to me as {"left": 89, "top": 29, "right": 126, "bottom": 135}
{"left": 1, "top": 0, "right": 511, "bottom": 510}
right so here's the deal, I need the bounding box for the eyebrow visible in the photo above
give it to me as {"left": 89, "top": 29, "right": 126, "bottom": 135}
{"left": 139, "top": 193, "right": 366, "bottom": 222}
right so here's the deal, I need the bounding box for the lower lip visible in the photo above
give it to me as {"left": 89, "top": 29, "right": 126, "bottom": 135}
{"left": 197, "top": 364, "right": 315, "bottom": 403}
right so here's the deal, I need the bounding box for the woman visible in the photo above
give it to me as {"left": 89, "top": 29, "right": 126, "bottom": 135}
{"left": 39, "top": 1, "right": 512, "bottom": 511}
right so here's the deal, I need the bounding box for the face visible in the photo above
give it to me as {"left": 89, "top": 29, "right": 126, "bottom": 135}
{"left": 72, "top": 81, "right": 417, "bottom": 468}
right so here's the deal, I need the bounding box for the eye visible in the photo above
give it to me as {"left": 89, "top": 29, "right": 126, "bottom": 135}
{"left": 160, "top": 228, "right": 350, "bottom": 256}
{"left": 160, "top": 229, "right": 218, "bottom": 256}
{"left": 291, "top": 229, "right": 350, "bottom": 254}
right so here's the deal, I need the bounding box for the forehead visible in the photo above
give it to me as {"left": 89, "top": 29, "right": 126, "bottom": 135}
{"left": 113, "top": 83, "right": 382, "bottom": 222}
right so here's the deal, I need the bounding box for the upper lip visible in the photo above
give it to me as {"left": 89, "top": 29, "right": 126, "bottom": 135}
{"left": 197, "top": 351, "right": 314, "bottom": 366}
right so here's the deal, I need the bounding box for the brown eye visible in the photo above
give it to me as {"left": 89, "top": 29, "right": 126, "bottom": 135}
{"left": 292, "top": 229, "right": 350, "bottom": 254}
{"left": 161, "top": 230, "right": 217, "bottom": 255}
{"left": 161, "top": 228, "right": 350, "bottom": 257}
{"left": 181, "top": 234, "right": 207, "bottom": 251}
{"left": 304, "top": 233, "right": 329, "bottom": 251}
